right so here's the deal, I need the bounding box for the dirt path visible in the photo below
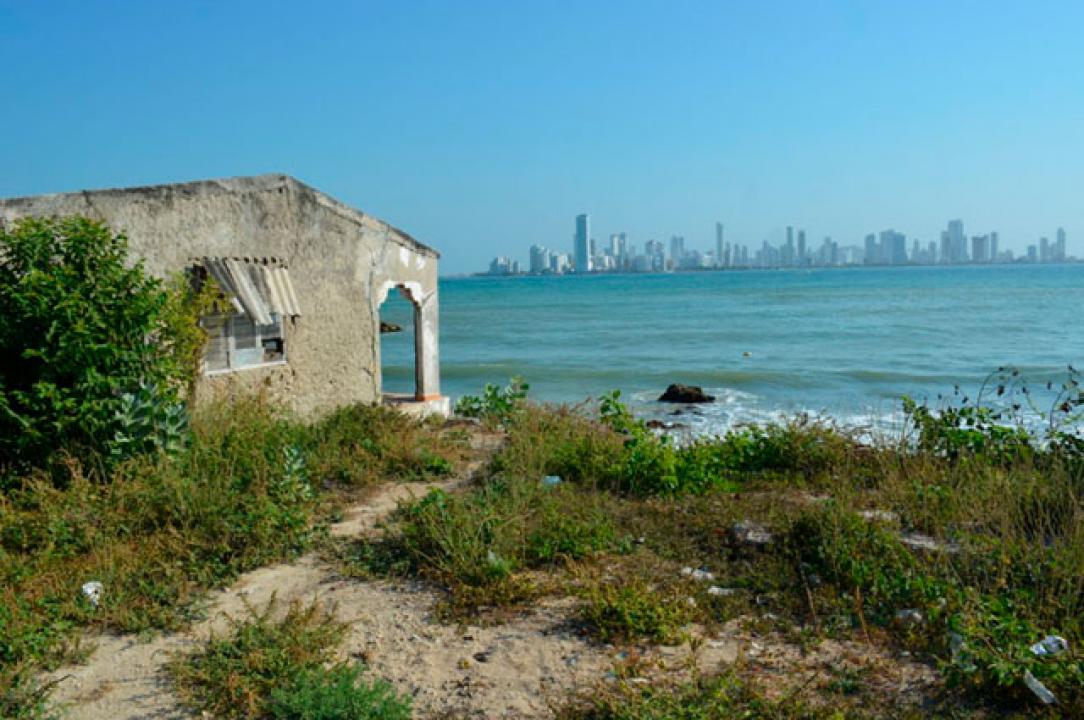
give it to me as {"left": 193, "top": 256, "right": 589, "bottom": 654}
{"left": 43, "top": 439, "right": 936, "bottom": 719}
{"left": 43, "top": 446, "right": 626, "bottom": 719}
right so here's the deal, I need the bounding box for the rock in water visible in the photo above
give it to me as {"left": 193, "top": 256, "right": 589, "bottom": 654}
{"left": 658, "top": 383, "right": 715, "bottom": 403}
{"left": 380, "top": 321, "right": 403, "bottom": 333}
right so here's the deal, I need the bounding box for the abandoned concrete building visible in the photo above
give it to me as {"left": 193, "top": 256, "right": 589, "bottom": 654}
{"left": 0, "top": 174, "right": 449, "bottom": 417}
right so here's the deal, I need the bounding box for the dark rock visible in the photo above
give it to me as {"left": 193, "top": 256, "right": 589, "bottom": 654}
{"left": 380, "top": 321, "right": 402, "bottom": 333}
{"left": 658, "top": 383, "right": 715, "bottom": 403}
{"left": 646, "top": 419, "right": 689, "bottom": 430}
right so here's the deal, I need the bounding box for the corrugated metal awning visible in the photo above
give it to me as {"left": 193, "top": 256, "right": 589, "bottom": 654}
{"left": 199, "top": 257, "right": 301, "bottom": 323}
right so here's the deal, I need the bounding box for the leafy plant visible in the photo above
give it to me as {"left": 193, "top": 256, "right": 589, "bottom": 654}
{"left": 269, "top": 664, "right": 411, "bottom": 720}
{"left": 581, "top": 579, "right": 693, "bottom": 644}
{"left": 169, "top": 599, "right": 348, "bottom": 720}
{"left": 0, "top": 216, "right": 208, "bottom": 475}
{"left": 455, "top": 376, "right": 529, "bottom": 423}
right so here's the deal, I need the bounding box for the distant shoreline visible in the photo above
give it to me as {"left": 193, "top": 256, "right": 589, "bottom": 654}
{"left": 444, "top": 259, "right": 1083, "bottom": 281}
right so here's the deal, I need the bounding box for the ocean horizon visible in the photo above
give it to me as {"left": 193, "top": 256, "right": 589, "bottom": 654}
{"left": 381, "top": 263, "right": 1084, "bottom": 436}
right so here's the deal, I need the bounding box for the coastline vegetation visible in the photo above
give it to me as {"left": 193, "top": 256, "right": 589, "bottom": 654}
{"left": 2, "top": 217, "right": 1082, "bottom": 717}
{"left": 346, "top": 375, "right": 1083, "bottom": 717}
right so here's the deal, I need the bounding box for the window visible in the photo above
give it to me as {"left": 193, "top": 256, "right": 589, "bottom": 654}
{"left": 191, "top": 256, "right": 299, "bottom": 374}
{"left": 203, "top": 312, "right": 286, "bottom": 372}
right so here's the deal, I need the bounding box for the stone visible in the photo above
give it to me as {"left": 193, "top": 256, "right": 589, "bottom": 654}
{"left": 645, "top": 419, "right": 689, "bottom": 430}
{"left": 380, "top": 321, "right": 403, "bottom": 333}
{"left": 731, "top": 520, "right": 773, "bottom": 546}
{"left": 658, "top": 383, "right": 716, "bottom": 403}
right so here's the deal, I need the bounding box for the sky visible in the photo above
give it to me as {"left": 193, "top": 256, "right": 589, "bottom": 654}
{"left": 2, "top": 1, "right": 1083, "bottom": 273}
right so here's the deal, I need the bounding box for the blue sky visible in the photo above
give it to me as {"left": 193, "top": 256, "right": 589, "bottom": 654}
{"left": 2, "top": 1, "right": 1082, "bottom": 273}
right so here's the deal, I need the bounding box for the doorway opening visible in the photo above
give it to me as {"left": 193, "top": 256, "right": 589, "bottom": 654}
{"left": 378, "top": 285, "right": 420, "bottom": 401}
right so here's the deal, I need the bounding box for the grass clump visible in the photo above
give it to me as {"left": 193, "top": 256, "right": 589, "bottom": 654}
{"left": 580, "top": 577, "right": 693, "bottom": 645}
{"left": 270, "top": 664, "right": 411, "bottom": 720}
{"left": 556, "top": 671, "right": 856, "bottom": 719}
{"left": 169, "top": 599, "right": 409, "bottom": 720}
{"left": 305, "top": 403, "right": 462, "bottom": 488}
{"left": 388, "top": 476, "right": 619, "bottom": 613}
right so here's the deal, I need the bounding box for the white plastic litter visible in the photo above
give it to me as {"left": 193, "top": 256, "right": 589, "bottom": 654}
{"left": 81, "top": 581, "right": 103, "bottom": 607}
{"left": 1023, "top": 670, "right": 1057, "bottom": 705}
{"left": 541, "top": 475, "right": 562, "bottom": 487}
{"left": 680, "top": 567, "right": 716, "bottom": 582}
{"left": 894, "top": 608, "right": 924, "bottom": 625}
{"left": 707, "top": 586, "right": 737, "bottom": 596}
{"left": 1030, "top": 635, "right": 1068, "bottom": 657}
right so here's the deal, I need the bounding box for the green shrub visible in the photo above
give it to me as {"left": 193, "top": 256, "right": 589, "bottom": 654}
{"left": 903, "top": 396, "right": 1035, "bottom": 465}
{"left": 305, "top": 403, "right": 459, "bottom": 488}
{"left": 269, "top": 664, "right": 411, "bottom": 720}
{"left": 455, "top": 376, "right": 529, "bottom": 424}
{"left": 377, "top": 473, "right": 618, "bottom": 612}
{"left": 556, "top": 671, "right": 850, "bottom": 719}
{"left": 0, "top": 216, "right": 208, "bottom": 476}
{"left": 169, "top": 600, "right": 346, "bottom": 720}
{"left": 581, "top": 579, "right": 693, "bottom": 644}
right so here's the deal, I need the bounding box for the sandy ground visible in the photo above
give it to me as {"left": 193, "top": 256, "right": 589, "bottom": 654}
{"left": 42, "top": 434, "right": 938, "bottom": 719}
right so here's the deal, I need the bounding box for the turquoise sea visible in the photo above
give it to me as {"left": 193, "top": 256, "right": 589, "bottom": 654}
{"left": 381, "top": 264, "right": 1084, "bottom": 435}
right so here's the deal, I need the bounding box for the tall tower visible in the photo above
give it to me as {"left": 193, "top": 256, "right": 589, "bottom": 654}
{"left": 715, "top": 222, "right": 725, "bottom": 267}
{"left": 574, "top": 214, "right": 591, "bottom": 272}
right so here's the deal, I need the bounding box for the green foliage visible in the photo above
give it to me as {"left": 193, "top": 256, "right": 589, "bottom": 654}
{"left": 455, "top": 376, "right": 529, "bottom": 423}
{"left": 0, "top": 216, "right": 208, "bottom": 475}
{"left": 169, "top": 600, "right": 346, "bottom": 720}
{"left": 556, "top": 672, "right": 848, "bottom": 719}
{"left": 0, "top": 400, "right": 321, "bottom": 708}
{"left": 580, "top": 579, "right": 693, "bottom": 644}
{"left": 903, "top": 396, "right": 1035, "bottom": 464}
{"left": 305, "top": 403, "right": 460, "bottom": 488}
{"left": 790, "top": 507, "right": 955, "bottom": 627}
{"left": 943, "top": 595, "right": 1084, "bottom": 708}
{"left": 373, "top": 474, "right": 617, "bottom": 612}
{"left": 270, "top": 664, "right": 412, "bottom": 720}
{"left": 109, "top": 382, "right": 189, "bottom": 463}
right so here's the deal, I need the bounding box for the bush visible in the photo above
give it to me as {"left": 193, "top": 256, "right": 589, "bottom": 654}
{"left": 555, "top": 672, "right": 847, "bottom": 719}
{"left": 169, "top": 599, "right": 345, "bottom": 719}
{"left": 0, "top": 216, "right": 208, "bottom": 476}
{"left": 305, "top": 403, "right": 459, "bottom": 488}
{"left": 580, "top": 579, "right": 693, "bottom": 644}
{"left": 455, "top": 376, "right": 529, "bottom": 424}
{"left": 270, "top": 664, "right": 411, "bottom": 720}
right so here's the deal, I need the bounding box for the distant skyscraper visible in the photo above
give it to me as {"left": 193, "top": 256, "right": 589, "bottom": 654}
{"left": 1055, "top": 227, "right": 1067, "bottom": 261}
{"left": 971, "top": 235, "right": 989, "bottom": 263}
{"left": 529, "top": 244, "right": 551, "bottom": 274}
{"left": 574, "top": 214, "right": 591, "bottom": 272}
{"left": 864, "top": 233, "right": 879, "bottom": 265}
{"left": 941, "top": 220, "right": 966, "bottom": 263}
{"left": 797, "top": 230, "right": 807, "bottom": 265}
{"left": 1040, "top": 236, "right": 1050, "bottom": 263}
{"left": 669, "top": 236, "right": 685, "bottom": 267}
{"left": 715, "top": 222, "right": 725, "bottom": 268}
{"left": 879, "top": 229, "right": 907, "bottom": 265}
{"left": 990, "top": 232, "right": 999, "bottom": 262}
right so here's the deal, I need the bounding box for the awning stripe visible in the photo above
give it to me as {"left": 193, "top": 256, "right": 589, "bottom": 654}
{"left": 224, "top": 258, "right": 274, "bottom": 326}
{"left": 199, "top": 257, "right": 301, "bottom": 320}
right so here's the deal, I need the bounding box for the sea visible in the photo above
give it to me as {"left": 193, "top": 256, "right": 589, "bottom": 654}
{"left": 380, "top": 264, "right": 1084, "bottom": 437}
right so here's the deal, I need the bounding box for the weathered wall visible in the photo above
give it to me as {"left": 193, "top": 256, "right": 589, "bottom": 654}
{"left": 0, "top": 174, "right": 440, "bottom": 418}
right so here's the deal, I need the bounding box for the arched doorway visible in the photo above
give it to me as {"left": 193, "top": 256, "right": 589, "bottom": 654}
{"left": 378, "top": 284, "right": 421, "bottom": 401}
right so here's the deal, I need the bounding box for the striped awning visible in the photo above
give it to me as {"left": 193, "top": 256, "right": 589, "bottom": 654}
{"left": 201, "top": 257, "right": 301, "bottom": 325}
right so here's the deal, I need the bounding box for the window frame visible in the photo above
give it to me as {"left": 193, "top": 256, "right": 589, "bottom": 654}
{"left": 202, "top": 311, "right": 288, "bottom": 375}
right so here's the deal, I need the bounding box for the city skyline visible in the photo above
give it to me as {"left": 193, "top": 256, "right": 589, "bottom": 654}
{"left": 485, "top": 215, "right": 1075, "bottom": 276}
{"left": 6, "top": 3, "right": 1084, "bottom": 274}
